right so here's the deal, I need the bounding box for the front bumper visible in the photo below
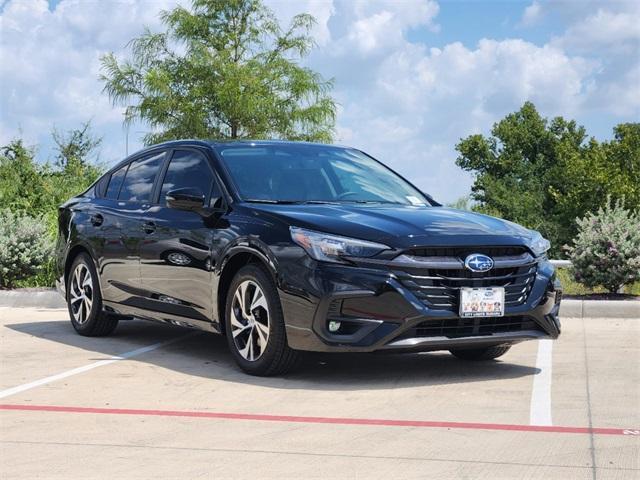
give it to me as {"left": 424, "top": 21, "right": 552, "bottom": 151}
{"left": 279, "top": 258, "right": 562, "bottom": 353}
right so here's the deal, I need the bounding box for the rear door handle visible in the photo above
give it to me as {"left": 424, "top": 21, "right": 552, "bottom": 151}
{"left": 142, "top": 221, "right": 156, "bottom": 234}
{"left": 90, "top": 214, "right": 103, "bottom": 227}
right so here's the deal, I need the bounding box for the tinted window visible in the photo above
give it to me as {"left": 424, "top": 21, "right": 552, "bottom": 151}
{"left": 105, "top": 165, "right": 128, "bottom": 199}
{"left": 159, "top": 150, "right": 217, "bottom": 205}
{"left": 118, "top": 152, "right": 165, "bottom": 202}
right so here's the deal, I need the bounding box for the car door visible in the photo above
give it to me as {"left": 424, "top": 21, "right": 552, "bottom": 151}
{"left": 96, "top": 151, "right": 166, "bottom": 309}
{"left": 138, "top": 148, "right": 222, "bottom": 327}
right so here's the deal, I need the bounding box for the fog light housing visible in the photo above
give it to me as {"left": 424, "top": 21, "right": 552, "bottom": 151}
{"left": 328, "top": 320, "right": 341, "bottom": 333}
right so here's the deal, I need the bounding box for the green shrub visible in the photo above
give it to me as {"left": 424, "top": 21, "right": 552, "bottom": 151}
{"left": 0, "top": 210, "right": 54, "bottom": 288}
{"left": 565, "top": 198, "right": 640, "bottom": 293}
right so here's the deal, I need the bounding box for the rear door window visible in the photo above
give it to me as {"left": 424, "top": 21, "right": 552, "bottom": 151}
{"left": 118, "top": 152, "right": 165, "bottom": 202}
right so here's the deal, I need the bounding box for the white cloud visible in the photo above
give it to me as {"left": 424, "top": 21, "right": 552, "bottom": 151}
{"left": 521, "top": 1, "right": 542, "bottom": 26}
{"left": 592, "top": 63, "right": 640, "bottom": 117}
{"left": 352, "top": 0, "right": 440, "bottom": 31}
{"left": 328, "top": 0, "right": 439, "bottom": 56}
{"left": 547, "top": 2, "right": 640, "bottom": 120}
{"left": 552, "top": 8, "right": 640, "bottom": 53}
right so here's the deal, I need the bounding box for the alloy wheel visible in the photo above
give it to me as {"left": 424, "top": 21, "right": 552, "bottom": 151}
{"left": 230, "top": 280, "right": 270, "bottom": 361}
{"left": 69, "top": 263, "right": 93, "bottom": 324}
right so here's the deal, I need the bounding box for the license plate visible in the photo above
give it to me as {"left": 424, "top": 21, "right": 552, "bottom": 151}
{"left": 460, "top": 287, "right": 505, "bottom": 318}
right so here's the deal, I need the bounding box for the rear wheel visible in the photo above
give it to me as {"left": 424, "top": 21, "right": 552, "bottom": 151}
{"left": 449, "top": 345, "right": 511, "bottom": 361}
{"left": 225, "top": 264, "right": 298, "bottom": 376}
{"left": 67, "top": 253, "right": 118, "bottom": 337}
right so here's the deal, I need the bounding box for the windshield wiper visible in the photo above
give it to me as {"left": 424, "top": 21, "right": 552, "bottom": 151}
{"left": 244, "top": 199, "right": 407, "bottom": 206}
{"left": 244, "top": 199, "right": 341, "bottom": 205}
{"left": 244, "top": 199, "right": 298, "bottom": 204}
{"left": 341, "top": 200, "right": 404, "bottom": 205}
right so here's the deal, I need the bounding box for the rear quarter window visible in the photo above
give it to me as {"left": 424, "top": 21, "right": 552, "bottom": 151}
{"left": 105, "top": 165, "right": 128, "bottom": 199}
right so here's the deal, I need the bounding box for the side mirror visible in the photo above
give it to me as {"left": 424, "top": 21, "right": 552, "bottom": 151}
{"left": 166, "top": 188, "right": 205, "bottom": 211}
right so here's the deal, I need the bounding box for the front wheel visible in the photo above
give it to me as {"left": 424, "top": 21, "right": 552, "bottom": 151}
{"left": 67, "top": 253, "right": 118, "bottom": 337}
{"left": 449, "top": 345, "right": 511, "bottom": 361}
{"left": 225, "top": 264, "right": 299, "bottom": 376}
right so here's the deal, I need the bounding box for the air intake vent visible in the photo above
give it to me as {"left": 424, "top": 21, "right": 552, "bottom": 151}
{"left": 401, "top": 316, "right": 541, "bottom": 339}
{"left": 327, "top": 299, "right": 342, "bottom": 318}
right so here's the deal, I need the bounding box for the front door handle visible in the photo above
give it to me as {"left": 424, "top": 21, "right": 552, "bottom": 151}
{"left": 90, "top": 214, "right": 103, "bottom": 226}
{"left": 142, "top": 221, "right": 156, "bottom": 234}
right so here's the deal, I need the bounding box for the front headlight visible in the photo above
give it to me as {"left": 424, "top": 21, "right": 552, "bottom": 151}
{"left": 290, "top": 227, "right": 390, "bottom": 264}
{"left": 529, "top": 231, "right": 551, "bottom": 257}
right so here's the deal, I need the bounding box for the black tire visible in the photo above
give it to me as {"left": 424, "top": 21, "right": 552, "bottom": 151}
{"left": 66, "top": 253, "right": 118, "bottom": 337}
{"left": 224, "top": 264, "right": 299, "bottom": 376}
{"left": 449, "top": 345, "right": 511, "bottom": 361}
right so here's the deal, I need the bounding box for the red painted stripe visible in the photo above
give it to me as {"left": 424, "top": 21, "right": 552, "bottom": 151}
{"left": 1, "top": 404, "right": 637, "bottom": 437}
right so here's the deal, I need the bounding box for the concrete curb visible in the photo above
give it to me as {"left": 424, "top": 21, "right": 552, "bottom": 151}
{"left": 0, "top": 289, "right": 65, "bottom": 309}
{"left": 1, "top": 289, "right": 638, "bottom": 319}
{"left": 560, "top": 299, "right": 640, "bottom": 319}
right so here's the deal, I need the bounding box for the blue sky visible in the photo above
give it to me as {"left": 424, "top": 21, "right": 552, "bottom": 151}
{"left": 2, "top": 0, "right": 639, "bottom": 202}
{"left": 411, "top": 1, "right": 558, "bottom": 46}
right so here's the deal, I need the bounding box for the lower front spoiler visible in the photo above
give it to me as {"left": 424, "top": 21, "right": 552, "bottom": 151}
{"left": 380, "top": 329, "right": 549, "bottom": 353}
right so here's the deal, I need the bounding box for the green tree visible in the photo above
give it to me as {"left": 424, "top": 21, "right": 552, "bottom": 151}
{"left": 456, "top": 102, "right": 639, "bottom": 257}
{"left": 0, "top": 124, "right": 103, "bottom": 222}
{"left": 0, "top": 139, "right": 48, "bottom": 213}
{"left": 100, "top": 0, "right": 336, "bottom": 144}
{"left": 602, "top": 123, "right": 640, "bottom": 204}
{"left": 48, "top": 123, "right": 103, "bottom": 216}
{"left": 52, "top": 121, "right": 102, "bottom": 168}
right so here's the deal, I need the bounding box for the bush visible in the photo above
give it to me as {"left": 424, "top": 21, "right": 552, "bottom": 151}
{"left": 565, "top": 198, "right": 640, "bottom": 293}
{"left": 0, "top": 210, "right": 53, "bottom": 289}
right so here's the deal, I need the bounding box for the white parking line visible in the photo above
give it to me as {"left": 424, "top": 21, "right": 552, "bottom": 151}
{"left": 0, "top": 332, "right": 199, "bottom": 400}
{"left": 530, "top": 339, "right": 553, "bottom": 426}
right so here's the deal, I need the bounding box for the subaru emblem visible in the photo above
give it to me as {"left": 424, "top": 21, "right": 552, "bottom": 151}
{"left": 464, "top": 253, "right": 494, "bottom": 272}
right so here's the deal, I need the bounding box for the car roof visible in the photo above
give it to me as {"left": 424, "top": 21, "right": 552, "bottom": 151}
{"left": 107, "top": 139, "right": 353, "bottom": 174}
{"left": 208, "top": 139, "right": 345, "bottom": 148}
{"left": 146, "top": 139, "right": 349, "bottom": 150}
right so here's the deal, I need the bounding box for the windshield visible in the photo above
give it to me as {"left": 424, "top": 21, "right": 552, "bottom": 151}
{"left": 216, "top": 144, "right": 429, "bottom": 206}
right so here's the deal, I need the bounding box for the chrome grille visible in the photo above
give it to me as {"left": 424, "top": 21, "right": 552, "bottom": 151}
{"left": 406, "top": 246, "right": 528, "bottom": 258}
{"left": 392, "top": 248, "right": 537, "bottom": 313}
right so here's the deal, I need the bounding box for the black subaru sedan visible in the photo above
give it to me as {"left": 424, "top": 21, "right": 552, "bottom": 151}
{"left": 56, "top": 140, "right": 562, "bottom": 376}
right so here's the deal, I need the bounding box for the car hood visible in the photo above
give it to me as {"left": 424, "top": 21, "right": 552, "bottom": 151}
{"left": 245, "top": 203, "right": 535, "bottom": 250}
